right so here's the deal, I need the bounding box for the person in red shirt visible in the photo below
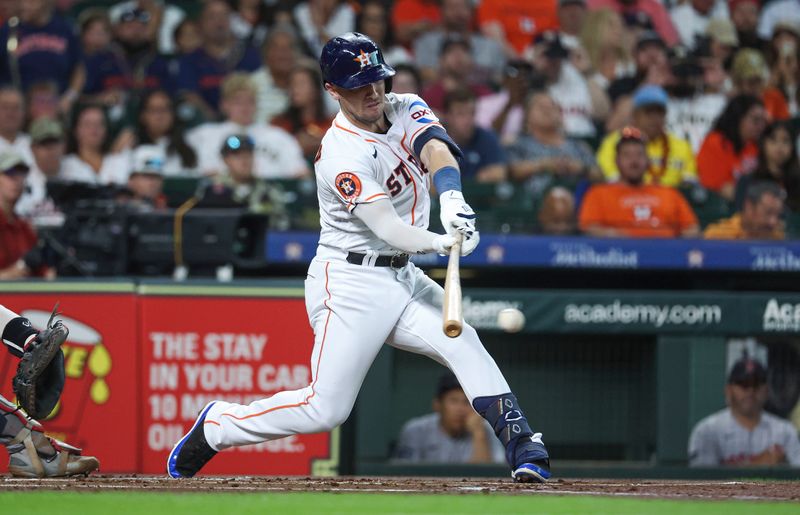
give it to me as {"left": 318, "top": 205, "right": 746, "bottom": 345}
{"left": 579, "top": 127, "right": 699, "bottom": 238}
{"left": 477, "top": 0, "right": 559, "bottom": 58}
{"left": 697, "top": 94, "right": 767, "bottom": 201}
{"left": 391, "top": 0, "right": 441, "bottom": 48}
{"left": 0, "top": 151, "right": 39, "bottom": 279}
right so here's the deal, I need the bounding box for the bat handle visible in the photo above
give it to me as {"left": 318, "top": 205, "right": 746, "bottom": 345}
{"left": 443, "top": 233, "right": 463, "bottom": 338}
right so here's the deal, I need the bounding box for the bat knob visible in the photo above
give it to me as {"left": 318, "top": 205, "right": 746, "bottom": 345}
{"left": 444, "top": 322, "right": 462, "bottom": 338}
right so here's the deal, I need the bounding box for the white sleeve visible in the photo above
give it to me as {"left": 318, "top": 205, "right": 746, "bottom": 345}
{"left": 353, "top": 198, "right": 440, "bottom": 254}
{"left": 757, "top": 5, "right": 777, "bottom": 39}
{"left": 781, "top": 421, "right": 800, "bottom": 466}
{"left": 187, "top": 125, "right": 224, "bottom": 175}
{"left": 272, "top": 127, "right": 309, "bottom": 177}
{"left": 395, "top": 94, "right": 461, "bottom": 160}
{"left": 688, "top": 420, "right": 720, "bottom": 467}
{"left": 315, "top": 155, "right": 390, "bottom": 213}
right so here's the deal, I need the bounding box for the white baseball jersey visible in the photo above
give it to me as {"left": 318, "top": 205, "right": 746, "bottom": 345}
{"left": 314, "top": 93, "right": 457, "bottom": 258}
{"left": 196, "top": 91, "right": 516, "bottom": 464}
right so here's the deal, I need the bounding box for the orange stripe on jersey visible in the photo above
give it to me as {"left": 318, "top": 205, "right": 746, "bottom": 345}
{"left": 400, "top": 132, "right": 412, "bottom": 157}
{"left": 363, "top": 193, "right": 388, "bottom": 202}
{"left": 334, "top": 121, "right": 360, "bottom": 136}
{"left": 220, "top": 262, "right": 333, "bottom": 422}
{"left": 203, "top": 420, "right": 221, "bottom": 426}
{"left": 409, "top": 171, "right": 418, "bottom": 225}
{"left": 364, "top": 138, "right": 378, "bottom": 143}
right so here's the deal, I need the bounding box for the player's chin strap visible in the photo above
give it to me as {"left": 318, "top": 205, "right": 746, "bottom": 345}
{"left": 472, "top": 393, "right": 549, "bottom": 468}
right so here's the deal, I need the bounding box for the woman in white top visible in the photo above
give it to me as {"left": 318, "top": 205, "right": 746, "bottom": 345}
{"left": 135, "top": 89, "right": 198, "bottom": 176}
{"left": 61, "top": 104, "right": 131, "bottom": 185}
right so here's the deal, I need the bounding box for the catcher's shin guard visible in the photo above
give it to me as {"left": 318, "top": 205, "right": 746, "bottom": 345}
{"left": 472, "top": 393, "right": 551, "bottom": 483}
{"left": 1, "top": 395, "right": 99, "bottom": 478}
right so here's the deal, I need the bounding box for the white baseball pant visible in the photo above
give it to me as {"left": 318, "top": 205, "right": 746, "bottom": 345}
{"left": 202, "top": 257, "right": 510, "bottom": 450}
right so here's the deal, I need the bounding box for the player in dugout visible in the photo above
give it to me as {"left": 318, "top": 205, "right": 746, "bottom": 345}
{"left": 0, "top": 304, "right": 99, "bottom": 477}
{"left": 168, "top": 32, "right": 551, "bottom": 483}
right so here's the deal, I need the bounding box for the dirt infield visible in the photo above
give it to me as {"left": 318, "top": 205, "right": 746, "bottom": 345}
{"left": 1, "top": 476, "right": 799, "bottom": 501}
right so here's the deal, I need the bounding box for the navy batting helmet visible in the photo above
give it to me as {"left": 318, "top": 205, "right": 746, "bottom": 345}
{"left": 319, "top": 32, "right": 395, "bottom": 90}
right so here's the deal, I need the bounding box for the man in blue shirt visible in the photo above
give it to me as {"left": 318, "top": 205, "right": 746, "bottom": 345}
{"left": 0, "top": 0, "right": 83, "bottom": 115}
{"left": 176, "top": 0, "right": 260, "bottom": 119}
{"left": 443, "top": 87, "right": 507, "bottom": 182}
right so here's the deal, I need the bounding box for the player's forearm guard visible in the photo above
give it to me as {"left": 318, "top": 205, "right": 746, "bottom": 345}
{"left": 472, "top": 392, "right": 543, "bottom": 468}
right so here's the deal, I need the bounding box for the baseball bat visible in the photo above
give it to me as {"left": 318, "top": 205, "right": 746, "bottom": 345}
{"left": 443, "top": 233, "right": 463, "bottom": 338}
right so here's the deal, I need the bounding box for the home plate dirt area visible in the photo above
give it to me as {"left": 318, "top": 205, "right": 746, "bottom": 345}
{"left": 1, "top": 476, "right": 799, "bottom": 501}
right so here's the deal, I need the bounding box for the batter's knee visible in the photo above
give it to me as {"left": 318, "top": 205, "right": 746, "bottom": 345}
{"left": 311, "top": 403, "right": 353, "bottom": 432}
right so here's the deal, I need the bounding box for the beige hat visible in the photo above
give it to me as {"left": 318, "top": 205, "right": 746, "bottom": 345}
{"left": 29, "top": 118, "right": 64, "bottom": 144}
{"left": 0, "top": 151, "right": 29, "bottom": 174}
{"left": 707, "top": 18, "right": 738, "bottom": 46}
{"left": 732, "top": 48, "right": 769, "bottom": 81}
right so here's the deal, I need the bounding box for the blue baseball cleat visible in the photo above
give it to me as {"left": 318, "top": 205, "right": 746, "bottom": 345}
{"left": 512, "top": 433, "right": 551, "bottom": 483}
{"left": 512, "top": 460, "right": 551, "bottom": 483}
{"left": 167, "top": 401, "right": 218, "bottom": 478}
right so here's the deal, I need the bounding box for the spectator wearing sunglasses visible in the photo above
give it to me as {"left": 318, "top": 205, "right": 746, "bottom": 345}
{"left": 579, "top": 127, "right": 699, "bottom": 238}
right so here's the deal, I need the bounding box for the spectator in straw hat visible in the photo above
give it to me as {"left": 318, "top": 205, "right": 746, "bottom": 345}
{"left": 731, "top": 48, "right": 790, "bottom": 121}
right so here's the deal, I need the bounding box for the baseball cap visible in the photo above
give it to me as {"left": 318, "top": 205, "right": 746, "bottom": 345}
{"left": 732, "top": 48, "right": 769, "bottom": 81}
{"left": 706, "top": 18, "right": 739, "bottom": 47}
{"left": 439, "top": 34, "right": 471, "bottom": 56}
{"left": 636, "top": 30, "right": 666, "bottom": 51}
{"left": 727, "top": 356, "right": 767, "bottom": 386}
{"left": 728, "top": 0, "right": 760, "bottom": 11}
{"left": 773, "top": 20, "right": 800, "bottom": 39}
{"left": 0, "top": 151, "right": 29, "bottom": 175}
{"left": 632, "top": 85, "right": 669, "bottom": 110}
{"left": 435, "top": 372, "right": 462, "bottom": 399}
{"left": 221, "top": 134, "right": 255, "bottom": 155}
{"left": 536, "top": 31, "right": 569, "bottom": 59}
{"left": 29, "top": 118, "right": 64, "bottom": 144}
{"left": 112, "top": 6, "right": 150, "bottom": 25}
{"left": 131, "top": 145, "right": 166, "bottom": 176}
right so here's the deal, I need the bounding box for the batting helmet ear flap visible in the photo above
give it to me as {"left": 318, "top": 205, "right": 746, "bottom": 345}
{"left": 384, "top": 76, "right": 393, "bottom": 93}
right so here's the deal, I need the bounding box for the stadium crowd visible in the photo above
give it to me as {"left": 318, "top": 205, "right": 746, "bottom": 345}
{"left": 1, "top": 0, "right": 800, "bottom": 278}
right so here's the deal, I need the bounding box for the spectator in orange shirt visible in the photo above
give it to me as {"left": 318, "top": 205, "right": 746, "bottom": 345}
{"left": 391, "top": 0, "right": 441, "bottom": 48}
{"left": 477, "top": 0, "right": 559, "bottom": 58}
{"left": 731, "top": 49, "right": 790, "bottom": 121}
{"left": 697, "top": 94, "right": 766, "bottom": 201}
{"left": 704, "top": 181, "right": 785, "bottom": 240}
{"left": 579, "top": 127, "right": 699, "bottom": 238}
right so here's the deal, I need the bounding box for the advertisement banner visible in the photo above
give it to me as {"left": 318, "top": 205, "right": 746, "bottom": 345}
{"left": 0, "top": 288, "right": 139, "bottom": 473}
{"left": 139, "top": 290, "right": 336, "bottom": 475}
{"left": 462, "top": 291, "right": 800, "bottom": 336}
{"left": 266, "top": 231, "right": 800, "bottom": 272}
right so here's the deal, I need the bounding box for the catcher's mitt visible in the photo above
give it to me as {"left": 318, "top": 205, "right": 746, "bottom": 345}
{"left": 12, "top": 304, "right": 68, "bottom": 419}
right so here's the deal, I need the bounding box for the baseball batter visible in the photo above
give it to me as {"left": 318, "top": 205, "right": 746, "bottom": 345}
{"left": 168, "top": 32, "right": 550, "bottom": 483}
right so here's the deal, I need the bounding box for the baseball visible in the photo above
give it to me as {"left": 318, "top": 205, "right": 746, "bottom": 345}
{"left": 497, "top": 308, "right": 525, "bottom": 333}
